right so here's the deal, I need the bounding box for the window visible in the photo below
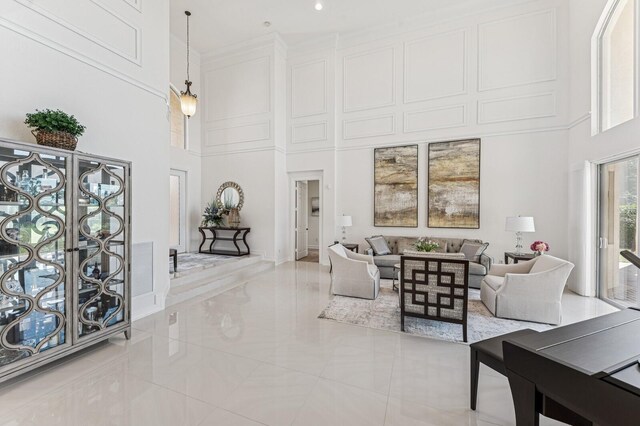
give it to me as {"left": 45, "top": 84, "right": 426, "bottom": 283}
{"left": 598, "top": 155, "right": 639, "bottom": 307}
{"left": 593, "top": 0, "right": 638, "bottom": 133}
{"left": 169, "top": 87, "right": 186, "bottom": 149}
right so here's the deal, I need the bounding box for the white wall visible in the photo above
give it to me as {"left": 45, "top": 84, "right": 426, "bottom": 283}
{"left": 566, "top": 0, "right": 640, "bottom": 296}
{"left": 199, "top": 36, "right": 288, "bottom": 262}
{"left": 308, "top": 180, "right": 320, "bottom": 249}
{"left": 0, "top": 1, "right": 171, "bottom": 318}
{"left": 286, "top": 0, "right": 571, "bottom": 265}
{"left": 197, "top": 0, "right": 626, "bottom": 290}
{"left": 170, "top": 35, "right": 202, "bottom": 252}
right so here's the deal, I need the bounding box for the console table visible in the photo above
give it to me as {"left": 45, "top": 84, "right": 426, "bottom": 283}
{"left": 199, "top": 227, "right": 251, "bottom": 256}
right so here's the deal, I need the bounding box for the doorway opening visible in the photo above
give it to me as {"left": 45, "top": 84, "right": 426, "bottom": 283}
{"left": 170, "top": 169, "right": 187, "bottom": 254}
{"left": 295, "top": 179, "right": 321, "bottom": 263}
{"left": 598, "top": 155, "right": 639, "bottom": 308}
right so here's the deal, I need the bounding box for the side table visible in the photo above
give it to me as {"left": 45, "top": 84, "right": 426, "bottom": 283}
{"left": 199, "top": 227, "right": 251, "bottom": 256}
{"left": 504, "top": 252, "right": 536, "bottom": 264}
{"left": 342, "top": 243, "right": 359, "bottom": 253}
{"left": 392, "top": 263, "right": 401, "bottom": 291}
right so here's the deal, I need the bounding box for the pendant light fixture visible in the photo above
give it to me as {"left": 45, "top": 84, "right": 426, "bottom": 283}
{"left": 180, "top": 10, "right": 197, "bottom": 118}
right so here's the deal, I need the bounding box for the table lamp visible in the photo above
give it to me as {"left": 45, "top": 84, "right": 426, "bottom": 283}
{"left": 337, "top": 215, "right": 352, "bottom": 242}
{"left": 505, "top": 216, "right": 535, "bottom": 255}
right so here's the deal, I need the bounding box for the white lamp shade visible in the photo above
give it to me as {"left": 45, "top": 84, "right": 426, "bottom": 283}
{"left": 180, "top": 93, "right": 197, "bottom": 117}
{"left": 338, "top": 215, "right": 352, "bottom": 227}
{"left": 505, "top": 216, "right": 535, "bottom": 232}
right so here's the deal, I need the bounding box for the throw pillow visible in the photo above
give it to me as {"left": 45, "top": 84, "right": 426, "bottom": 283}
{"left": 459, "top": 240, "right": 489, "bottom": 262}
{"left": 365, "top": 236, "right": 392, "bottom": 256}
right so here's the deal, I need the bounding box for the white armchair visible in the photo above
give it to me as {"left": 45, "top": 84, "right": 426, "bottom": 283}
{"left": 480, "top": 255, "right": 574, "bottom": 325}
{"left": 327, "top": 244, "right": 380, "bottom": 299}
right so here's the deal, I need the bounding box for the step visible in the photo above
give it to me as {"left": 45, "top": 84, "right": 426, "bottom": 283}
{"left": 170, "top": 254, "right": 264, "bottom": 287}
{"left": 166, "top": 259, "right": 273, "bottom": 307}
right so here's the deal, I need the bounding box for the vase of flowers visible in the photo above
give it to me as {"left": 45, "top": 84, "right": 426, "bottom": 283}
{"left": 202, "top": 201, "right": 224, "bottom": 227}
{"left": 530, "top": 241, "right": 549, "bottom": 255}
{"left": 415, "top": 238, "right": 440, "bottom": 253}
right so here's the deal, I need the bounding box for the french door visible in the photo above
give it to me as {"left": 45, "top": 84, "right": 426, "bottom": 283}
{"left": 598, "top": 155, "right": 640, "bottom": 307}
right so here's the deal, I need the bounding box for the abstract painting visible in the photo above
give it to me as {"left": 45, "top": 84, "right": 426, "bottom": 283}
{"left": 310, "top": 197, "right": 320, "bottom": 216}
{"left": 428, "top": 139, "right": 480, "bottom": 228}
{"left": 374, "top": 145, "right": 418, "bottom": 227}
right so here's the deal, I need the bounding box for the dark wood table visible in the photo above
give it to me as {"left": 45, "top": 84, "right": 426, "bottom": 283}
{"left": 169, "top": 248, "right": 177, "bottom": 271}
{"left": 342, "top": 243, "right": 359, "bottom": 253}
{"left": 504, "top": 252, "right": 536, "bottom": 264}
{"left": 199, "top": 226, "right": 251, "bottom": 256}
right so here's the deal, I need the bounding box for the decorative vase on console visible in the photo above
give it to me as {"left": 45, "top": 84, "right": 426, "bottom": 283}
{"left": 227, "top": 207, "right": 240, "bottom": 228}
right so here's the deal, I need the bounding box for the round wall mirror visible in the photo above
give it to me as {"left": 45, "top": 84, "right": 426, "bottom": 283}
{"left": 216, "top": 181, "right": 244, "bottom": 211}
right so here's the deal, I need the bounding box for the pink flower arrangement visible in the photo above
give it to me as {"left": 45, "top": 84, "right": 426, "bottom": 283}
{"left": 530, "top": 241, "right": 549, "bottom": 253}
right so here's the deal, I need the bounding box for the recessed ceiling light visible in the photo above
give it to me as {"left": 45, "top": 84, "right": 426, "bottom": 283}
{"left": 314, "top": 1, "right": 323, "bottom": 11}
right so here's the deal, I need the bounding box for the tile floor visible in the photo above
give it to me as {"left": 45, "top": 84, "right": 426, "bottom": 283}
{"left": 0, "top": 262, "right": 619, "bottom": 426}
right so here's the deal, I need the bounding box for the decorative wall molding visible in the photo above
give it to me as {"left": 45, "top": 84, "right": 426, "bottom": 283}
{"left": 291, "top": 121, "right": 328, "bottom": 144}
{"left": 342, "top": 113, "right": 396, "bottom": 140}
{"left": 205, "top": 56, "right": 271, "bottom": 122}
{"left": 205, "top": 121, "right": 271, "bottom": 146}
{"left": 478, "top": 9, "right": 557, "bottom": 92}
{"left": 0, "top": 16, "right": 165, "bottom": 100}
{"left": 122, "top": 0, "right": 142, "bottom": 13}
{"left": 403, "top": 29, "right": 467, "bottom": 104}
{"left": 291, "top": 59, "right": 327, "bottom": 118}
{"left": 201, "top": 145, "right": 286, "bottom": 157}
{"left": 15, "top": 0, "right": 142, "bottom": 66}
{"left": 477, "top": 92, "right": 557, "bottom": 124}
{"left": 404, "top": 104, "right": 467, "bottom": 133}
{"left": 342, "top": 46, "right": 396, "bottom": 113}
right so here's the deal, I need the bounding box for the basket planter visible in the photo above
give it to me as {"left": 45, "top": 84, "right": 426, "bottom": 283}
{"left": 32, "top": 130, "right": 78, "bottom": 151}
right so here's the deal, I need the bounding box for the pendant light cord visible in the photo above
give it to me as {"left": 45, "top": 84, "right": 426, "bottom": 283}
{"left": 186, "top": 11, "right": 191, "bottom": 82}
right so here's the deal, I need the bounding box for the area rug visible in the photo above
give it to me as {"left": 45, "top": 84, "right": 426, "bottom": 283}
{"left": 170, "top": 252, "right": 236, "bottom": 276}
{"left": 318, "top": 281, "right": 553, "bottom": 344}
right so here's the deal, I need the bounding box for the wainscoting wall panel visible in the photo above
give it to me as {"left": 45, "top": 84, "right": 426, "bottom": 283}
{"left": 404, "top": 104, "right": 467, "bottom": 133}
{"left": 291, "top": 59, "right": 327, "bottom": 118}
{"left": 404, "top": 29, "right": 467, "bottom": 103}
{"left": 478, "top": 92, "right": 557, "bottom": 124}
{"left": 205, "top": 56, "right": 271, "bottom": 122}
{"left": 343, "top": 47, "right": 395, "bottom": 113}
{"left": 478, "top": 9, "right": 557, "bottom": 91}
{"left": 343, "top": 114, "right": 396, "bottom": 140}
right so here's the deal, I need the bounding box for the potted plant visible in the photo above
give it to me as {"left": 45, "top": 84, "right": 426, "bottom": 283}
{"left": 202, "top": 201, "right": 225, "bottom": 227}
{"left": 415, "top": 238, "right": 440, "bottom": 253}
{"left": 24, "top": 109, "right": 86, "bottom": 151}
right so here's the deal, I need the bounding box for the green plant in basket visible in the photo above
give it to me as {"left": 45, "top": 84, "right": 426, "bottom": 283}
{"left": 24, "top": 109, "right": 86, "bottom": 151}
{"left": 25, "top": 109, "right": 86, "bottom": 136}
{"left": 415, "top": 238, "right": 439, "bottom": 252}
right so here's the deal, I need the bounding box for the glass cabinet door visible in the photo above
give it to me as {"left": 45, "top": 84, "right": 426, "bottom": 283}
{"left": 0, "top": 145, "right": 70, "bottom": 369}
{"left": 75, "top": 157, "right": 129, "bottom": 340}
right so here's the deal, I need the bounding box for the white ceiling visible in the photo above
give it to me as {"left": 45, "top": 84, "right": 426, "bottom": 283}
{"left": 170, "top": 0, "right": 524, "bottom": 54}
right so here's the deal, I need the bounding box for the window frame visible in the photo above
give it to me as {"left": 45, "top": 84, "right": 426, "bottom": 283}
{"left": 592, "top": 0, "right": 640, "bottom": 135}
{"left": 169, "top": 84, "right": 189, "bottom": 150}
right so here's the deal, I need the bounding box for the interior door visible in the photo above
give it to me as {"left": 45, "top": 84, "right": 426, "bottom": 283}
{"left": 295, "top": 181, "right": 309, "bottom": 260}
{"left": 169, "top": 170, "right": 187, "bottom": 253}
{"left": 598, "top": 155, "right": 640, "bottom": 308}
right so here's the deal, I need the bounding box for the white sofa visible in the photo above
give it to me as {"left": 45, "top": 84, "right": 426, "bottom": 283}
{"left": 328, "top": 244, "right": 380, "bottom": 299}
{"left": 480, "top": 255, "right": 574, "bottom": 325}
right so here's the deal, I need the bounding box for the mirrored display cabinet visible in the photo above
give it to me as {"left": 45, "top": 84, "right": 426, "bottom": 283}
{"left": 0, "top": 138, "right": 131, "bottom": 384}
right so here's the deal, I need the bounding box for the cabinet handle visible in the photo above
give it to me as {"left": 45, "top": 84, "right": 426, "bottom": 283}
{"left": 73, "top": 248, "right": 79, "bottom": 252}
